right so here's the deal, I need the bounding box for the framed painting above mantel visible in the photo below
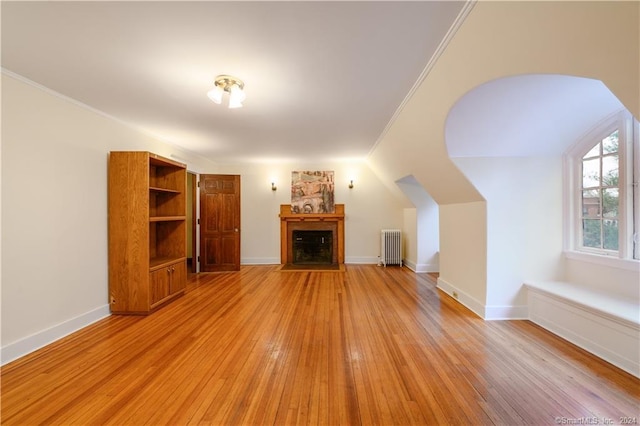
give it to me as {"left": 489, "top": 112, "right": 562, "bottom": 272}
{"left": 291, "top": 170, "right": 335, "bottom": 214}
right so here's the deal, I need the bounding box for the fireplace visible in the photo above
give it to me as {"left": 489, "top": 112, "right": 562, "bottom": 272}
{"left": 279, "top": 204, "right": 345, "bottom": 265}
{"left": 293, "top": 230, "right": 333, "bottom": 264}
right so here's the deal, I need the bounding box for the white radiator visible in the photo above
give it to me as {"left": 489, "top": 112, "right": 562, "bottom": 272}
{"left": 381, "top": 229, "right": 402, "bottom": 267}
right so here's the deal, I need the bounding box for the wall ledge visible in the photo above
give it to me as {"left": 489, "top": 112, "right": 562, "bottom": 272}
{"left": 525, "top": 281, "right": 639, "bottom": 378}
{"left": 525, "top": 280, "right": 639, "bottom": 327}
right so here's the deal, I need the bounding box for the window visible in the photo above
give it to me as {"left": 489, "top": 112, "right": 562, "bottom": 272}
{"left": 580, "top": 129, "right": 619, "bottom": 252}
{"left": 566, "top": 111, "right": 639, "bottom": 262}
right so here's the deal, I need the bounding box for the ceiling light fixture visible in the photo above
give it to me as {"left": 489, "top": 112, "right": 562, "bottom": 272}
{"left": 207, "top": 75, "right": 246, "bottom": 109}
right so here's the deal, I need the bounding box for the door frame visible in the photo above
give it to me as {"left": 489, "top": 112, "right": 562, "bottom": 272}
{"left": 195, "top": 173, "right": 200, "bottom": 273}
{"left": 188, "top": 172, "right": 198, "bottom": 273}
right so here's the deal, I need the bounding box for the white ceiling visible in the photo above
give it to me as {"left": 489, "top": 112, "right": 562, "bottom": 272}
{"left": 445, "top": 74, "right": 625, "bottom": 157}
{"left": 1, "top": 1, "right": 466, "bottom": 165}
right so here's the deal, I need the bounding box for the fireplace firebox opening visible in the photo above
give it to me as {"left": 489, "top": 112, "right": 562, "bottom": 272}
{"left": 279, "top": 204, "right": 344, "bottom": 265}
{"left": 292, "top": 230, "right": 333, "bottom": 265}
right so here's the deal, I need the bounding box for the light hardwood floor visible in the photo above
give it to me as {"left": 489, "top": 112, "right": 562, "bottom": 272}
{"left": 2, "top": 265, "right": 639, "bottom": 425}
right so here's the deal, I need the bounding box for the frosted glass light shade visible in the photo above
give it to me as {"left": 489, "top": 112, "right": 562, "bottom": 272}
{"left": 207, "top": 86, "right": 224, "bottom": 104}
{"left": 228, "top": 84, "right": 246, "bottom": 109}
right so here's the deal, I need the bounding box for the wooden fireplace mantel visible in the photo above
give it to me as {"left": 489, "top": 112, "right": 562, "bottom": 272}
{"left": 279, "top": 204, "right": 345, "bottom": 264}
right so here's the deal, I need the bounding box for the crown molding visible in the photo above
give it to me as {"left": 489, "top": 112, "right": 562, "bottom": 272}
{"left": 367, "top": 0, "right": 477, "bottom": 159}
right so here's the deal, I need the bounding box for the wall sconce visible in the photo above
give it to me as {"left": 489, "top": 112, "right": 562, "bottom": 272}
{"left": 271, "top": 182, "right": 277, "bottom": 191}
{"left": 348, "top": 180, "right": 354, "bottom": 189}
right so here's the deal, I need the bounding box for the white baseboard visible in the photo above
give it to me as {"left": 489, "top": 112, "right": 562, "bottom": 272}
{"left": 484, "top": 304, "right": 529, "bottom": 320}
{"left": 241, "top": 257, "right": 280, "bottom": 265}
{"left": 1, "top": 304, "right": 111, "bottom": 366}
{"left": 436, "top": 278, "right": 527, "bottom": 320}
{"left": 436, "top": 277, "right": 484, "bottom": 318}
{"left": 403, "top": 260, "right": 438, "bottom": 273}
{"left": 403, "top": 260, "right": 418, "bottom": 271}
{"left": 527, "top": 287, "right": 639, "bottom": 378}
{"left": 242, "top": 258, "right": 386, "bottom": 265}
{"left": 345, "top": 256, "right": 378, "bottom": 264}
{"left": 241, "top": 257, "right": 381, "bottom": 265}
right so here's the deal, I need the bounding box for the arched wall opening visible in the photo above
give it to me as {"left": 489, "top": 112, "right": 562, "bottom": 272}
{"left": 444, "top": 74, "right": 628, "bottom": 318}
{"left": 368, "top": 1, "right": 638, "bottom": 320}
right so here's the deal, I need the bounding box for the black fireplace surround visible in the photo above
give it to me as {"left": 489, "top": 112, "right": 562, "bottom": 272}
{"left": 292, "top": 230, "right": 333, "bottom": 265}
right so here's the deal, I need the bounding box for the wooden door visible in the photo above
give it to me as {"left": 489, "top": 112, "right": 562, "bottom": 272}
{"left": 200, "top": 175, "right": 241, "bottom": 272}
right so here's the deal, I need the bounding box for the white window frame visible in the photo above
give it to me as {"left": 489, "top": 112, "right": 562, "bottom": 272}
{"left": 633, "top": 118, "right": 640, "bottom": 260}
{"left": 563, "top": 110, "right": 639, "bottom": 270}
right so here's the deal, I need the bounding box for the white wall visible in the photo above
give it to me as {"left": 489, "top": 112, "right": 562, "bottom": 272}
{"left": 216, "top": 161, "right": 404, "bottom": 264}
{"left": 396, "top": 175, "right": 439, "bottom": 272}
{"left": 453, "top": 157, "right": 565, "bottom": 319}
{"left": 1, "top": 72, "right": 406, "bottom": 363}
{"left": 564, "top": 257, "right": 640, "bottom": 303}
{"left": 368, "top": 1, "right": 638, "bottom": 321}
{"left": 402, "top": 208, "right": 417, "bottom": 267}
{"left": 1, "top": 72, "right": 409, "bottom": 364}
{"left": 1, "top": 73, "right": 218, "bottom": 363}
{"left": 437, "top": 201, "right": 487, "bottom": 317}
{"left": 415, "top": 189, "right": 439, "bottom": 272}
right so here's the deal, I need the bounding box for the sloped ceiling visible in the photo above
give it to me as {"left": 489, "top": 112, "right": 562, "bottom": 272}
{"left": 1, "top": 1, "right": 466, "bottom": 165}
{"left": 367, "top": 0, "right": 638, "bottom": 205}
{"left": 445, "top": 75, "right": 625, "bottom": 158}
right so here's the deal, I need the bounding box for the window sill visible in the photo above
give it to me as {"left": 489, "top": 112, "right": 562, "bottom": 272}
{"left": 564, "top": 250, "right": 640, "bottom": 272}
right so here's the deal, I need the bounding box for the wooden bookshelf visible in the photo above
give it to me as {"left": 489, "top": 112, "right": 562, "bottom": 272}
{"left": 108, "top": 151, "right": 187, "bottom": 314}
